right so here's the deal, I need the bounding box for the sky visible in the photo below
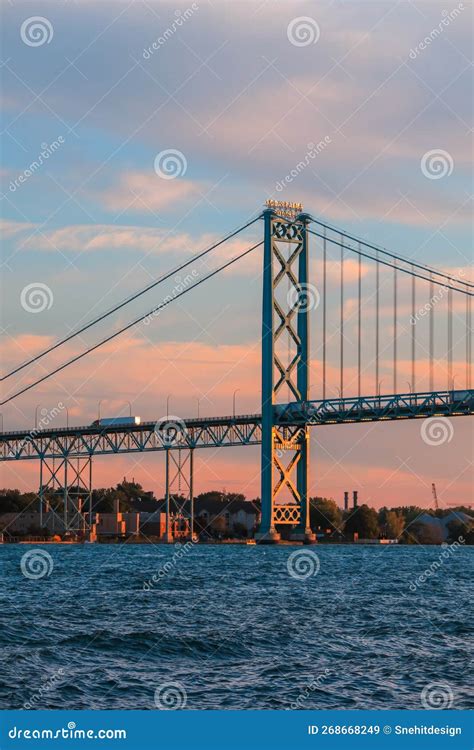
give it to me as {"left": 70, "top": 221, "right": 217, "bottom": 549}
{"left": 1, "top": 0, "right": 472, "bottom": 508}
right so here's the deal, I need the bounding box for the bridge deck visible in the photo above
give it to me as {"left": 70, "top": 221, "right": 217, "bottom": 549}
{"left": 1, "top": 390, "right": 472, "bottom": 461}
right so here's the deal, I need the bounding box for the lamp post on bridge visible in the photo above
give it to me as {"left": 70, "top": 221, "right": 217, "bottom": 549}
{"left": 232, "top": 388, "right": 240, "bottom": 418}
{"left": 34, "top": 404, "right": 43, "bottom": 429}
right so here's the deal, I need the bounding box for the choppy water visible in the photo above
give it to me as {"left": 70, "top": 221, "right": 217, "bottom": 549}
{"left": 0, "top": 543, "right": 472, "bottom": 710}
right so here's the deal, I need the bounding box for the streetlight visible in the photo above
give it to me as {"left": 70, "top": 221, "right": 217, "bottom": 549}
{"left": 65, "top": 405, "right": 69, "bottom": 429}
{"left": 166, "top": 394, "right": 173, "bottom": 418}
{"left": 232, "top": 388, "right": 240, "bottom": 417}
{"left": 35, "top": 404, "right": 43, "bottom": 428}
{"left": 124, "top": 400, "right": 132, "bottom": 417}
{"left": 0, "top": 413, "right": 3, "bottom": 433}
{"left": 97, "top": 399, "right": 104, "bottom": 421}
{"left": 196, "top": 397, "right": 201, "bottom": 419}
{"left": 451, "top": 374, "right": 458, "bottom": 392}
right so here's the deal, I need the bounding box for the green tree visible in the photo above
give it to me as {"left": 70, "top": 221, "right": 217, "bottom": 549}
{"left": 309, "top": 497, "right": 342, "bottom": 532}
{"left": 344, "top": 504, "right": 380, "bottom": 539}
{"left": 379, "top": 508, "right": 405, "bottom": 539}
{"left": 447, "top": 518, "right": 474, "bottom": 544}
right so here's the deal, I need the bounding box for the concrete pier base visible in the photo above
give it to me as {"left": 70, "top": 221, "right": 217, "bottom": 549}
{"left": 254, "top": 529, "right": 281, "bottom": 544}
{"left": 289, "top": 528, "right": 317, "bottom": 544}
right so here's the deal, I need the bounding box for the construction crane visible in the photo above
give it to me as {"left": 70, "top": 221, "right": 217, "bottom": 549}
{"left": 431, "top": 483, "right": 439, "bottom": 510}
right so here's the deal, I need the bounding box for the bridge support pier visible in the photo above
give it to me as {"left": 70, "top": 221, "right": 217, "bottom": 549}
{"left": 163, "top": 446, "right": 195, "bottom": 543}
{"left": 39, "top": 454, "right": 93, "bottom": 536}
{"left": 255, "top": 204, "right": 316, "bottom": 544}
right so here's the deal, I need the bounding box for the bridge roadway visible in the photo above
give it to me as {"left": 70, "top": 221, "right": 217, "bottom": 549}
{"left": 1, "top": 390, "right": 472, "bottom": 462}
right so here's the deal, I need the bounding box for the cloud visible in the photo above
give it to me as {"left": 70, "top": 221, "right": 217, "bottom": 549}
{"left": 19, "top": 223, "right": 195, "bottom": 254}
{"left": 0, "top": 219, "right": 37, "bottom": 238}
{"left": 96, "top": 171, "right": 203, "bottom": 214}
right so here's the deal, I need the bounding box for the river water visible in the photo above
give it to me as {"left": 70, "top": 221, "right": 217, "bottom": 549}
{"left": 0, "top": 543, "right": 471, "bottom": 710}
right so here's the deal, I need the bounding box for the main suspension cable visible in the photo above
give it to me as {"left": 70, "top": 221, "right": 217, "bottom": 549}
{"left": 2, "top": 216, "right": 262, "bottom": 382}
{"left": 308, "top": 216, "right": 474, "bottom": 289}
{"left": 307, "top": 228, "right": 474, "bottom": 295}
{"left": 1, "top": 241, "right": 263, "bottom": 406}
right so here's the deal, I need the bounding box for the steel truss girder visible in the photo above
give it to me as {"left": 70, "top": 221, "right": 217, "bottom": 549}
{"left": 0, "top": 392, "right": 472, "bottom": 465}
{"left": 0, "top": 419, "right": 262, "bottom": 461}
{"left": 274, "top": 389, "right": 474, "bottom": 425}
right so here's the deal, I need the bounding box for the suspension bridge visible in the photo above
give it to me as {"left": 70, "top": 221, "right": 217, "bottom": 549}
{"left": 1, "top": 200, "right": 473, "bottom": 542}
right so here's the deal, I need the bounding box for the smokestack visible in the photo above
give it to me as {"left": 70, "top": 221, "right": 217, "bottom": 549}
{"left": 353, "top": 490, "right": 358, "bottom": 509}
{"left": 344, "top": 491, "right": 349, "bottom": 511}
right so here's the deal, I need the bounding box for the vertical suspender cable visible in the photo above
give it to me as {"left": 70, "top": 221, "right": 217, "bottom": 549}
{"left": 467, "top": 293, "right": 472, "bottom": 389}
{"left": 358, "top": 245, "right": 362, "bottom": 398}
{"left": 323, "top": 228, "right": 327, "bottom": 400}
{"left": 393, "top": 261, "right": 397, "bottom": 394}
{"left": 340, "top": 234, "right": 344, "bottom": 398}
{"left": 411, "top": 266, "right": 416, "bottom": 392}
{"left": 448, "top": 286, "right": 453, "bottom": 389}
{"left": 375, "top": 251, "right": 380, "bottom": 395}
{"left": 429, "top": 274, "right": 434, "bottom": 391}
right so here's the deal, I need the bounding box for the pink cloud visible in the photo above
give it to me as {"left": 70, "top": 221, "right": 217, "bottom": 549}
{"left": 97, "top": 171, "right": 202, "bottom": 213}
